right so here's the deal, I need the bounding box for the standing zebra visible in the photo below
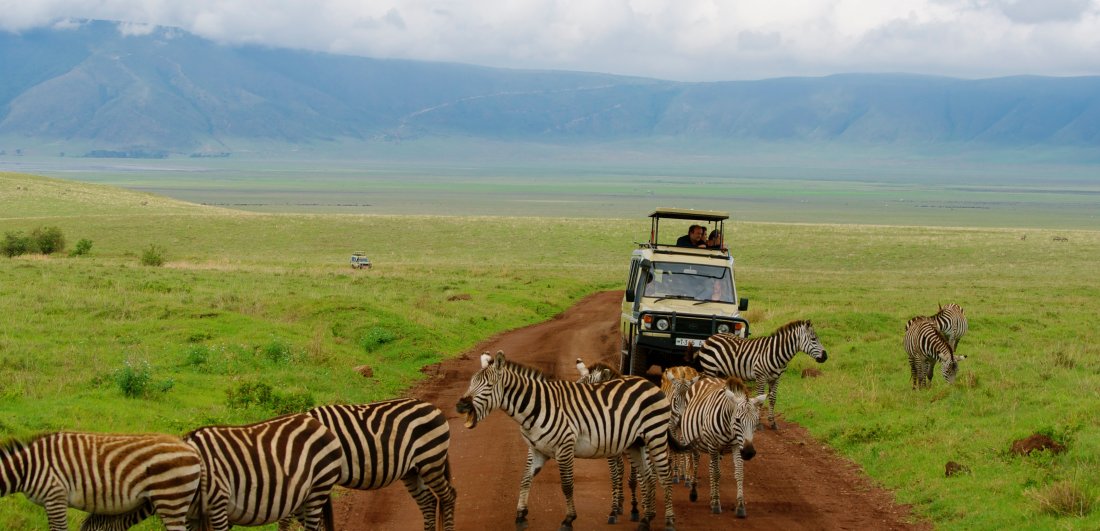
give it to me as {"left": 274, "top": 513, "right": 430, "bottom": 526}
{"left": 692, "top": 320, "right": 828, "bottom": 429}
{"left": 186, "top": 413, "right": 343, "bottom": 531}
{"left": 305, "top": 399, "right": 457, "bottom": 531}
{"left": 574, "top": 358, "right": 640, "bottom": 524}
{"left": 908, "top": 303, "right": 968, "bottom": 350}
{"left": 677, "top": 376, "right": 765, "bottom": 518}
{"left": 458, "top": 351, "right": 684, "bottom": 531}
{"left": 0, "top": 432, "right": 201, "bottom": 531}
{"left": 660, "top": 366, "right": 699, "bottom": 486}
{"left": 905, "top": 316, "right": 965, "bottom": 389}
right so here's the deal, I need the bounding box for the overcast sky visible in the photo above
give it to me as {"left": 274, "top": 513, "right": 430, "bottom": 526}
{"left": 2, "top": 0, "right": 1099, "bottom": 81}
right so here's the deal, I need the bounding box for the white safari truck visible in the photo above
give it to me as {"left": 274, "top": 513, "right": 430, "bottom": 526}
{"left": 620, "top": 208, "right": 749, "bottom": 376}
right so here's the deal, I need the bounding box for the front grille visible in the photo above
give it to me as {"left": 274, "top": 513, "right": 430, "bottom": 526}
{"left": 674, "top": 316, "right": 715, "bottom": 335}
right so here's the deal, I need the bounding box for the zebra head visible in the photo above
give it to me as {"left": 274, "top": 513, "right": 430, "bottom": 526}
{"left": 575, "top": 358, "right": 621, "bottom": 385}
{"left": 456, "top": 351, "right": 505, "bottom": 429}
{"left": 943, "top": 354, "right": 966, "bottom": 384}
{"left": 663, "top": 372, "right": 697, "bottom": 430}
{"left": 797, "top": 321, "right": 828, "bottom": 363}
{"left": 723, "top": 379, "right": 766, "bottom": 460}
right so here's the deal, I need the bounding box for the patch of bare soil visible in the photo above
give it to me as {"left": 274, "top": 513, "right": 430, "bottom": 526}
{"left": 332, "top": 290, "right": 931, "bottom": 530}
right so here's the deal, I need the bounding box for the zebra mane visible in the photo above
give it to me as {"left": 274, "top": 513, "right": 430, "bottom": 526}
{"left": 0, "top": 434, "right": 32, "bottom": 453}
{"left": 584, "top": 361, "right": 622, "bottom": 378}
{"left": 723, "top": 376, "right": 751, "bottom": 397}
{"left": 498, "top": 358, "right": 548, "bottom": 380}
{"left": 772, "top": 319, "right": 811, "bottom": 335}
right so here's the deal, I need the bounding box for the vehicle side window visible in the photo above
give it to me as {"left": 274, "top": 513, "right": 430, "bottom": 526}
{"left": 625, "top": 260, "right": 640, "bottom": 301}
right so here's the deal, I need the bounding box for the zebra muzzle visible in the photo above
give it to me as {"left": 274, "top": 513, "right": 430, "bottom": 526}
{"left": 456, "top": 397, "right": 478, "bottom": 428}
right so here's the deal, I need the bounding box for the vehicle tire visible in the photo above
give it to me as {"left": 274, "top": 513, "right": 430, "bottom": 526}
{"left": 629, "top": 337, "right": 649, "bottom": 377}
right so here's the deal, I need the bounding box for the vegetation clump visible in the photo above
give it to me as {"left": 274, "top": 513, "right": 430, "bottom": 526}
{"left": 2, "top": 226, "right": 68, "bottom": 256}
{"left": 140, "top": 244, "right": 166, "bottom": 266}
{"left": 225, "top": 381, "right": 314, "bottom": 415}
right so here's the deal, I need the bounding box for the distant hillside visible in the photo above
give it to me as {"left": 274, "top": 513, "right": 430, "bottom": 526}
{"left": 0, "top": 171, "right": 213, "bottom": 218}
{"left": 2, "top": 20, "right": 1099, "bottom": 154}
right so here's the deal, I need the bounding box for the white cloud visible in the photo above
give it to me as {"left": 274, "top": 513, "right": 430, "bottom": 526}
{"left": 0, "top": 0, "right": 1098, "bottom": 80}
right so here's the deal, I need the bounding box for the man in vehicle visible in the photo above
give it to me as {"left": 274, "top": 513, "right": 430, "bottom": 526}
{"left": 676, "top": 224, "right": 707, "bottom": 248}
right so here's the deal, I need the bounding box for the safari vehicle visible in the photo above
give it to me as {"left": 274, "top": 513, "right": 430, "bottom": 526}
{"left": 350, "top": 252, "right": 372, "bottom": 270}
{"left": 620, "top": 208, "right": 749, "bottom": 376}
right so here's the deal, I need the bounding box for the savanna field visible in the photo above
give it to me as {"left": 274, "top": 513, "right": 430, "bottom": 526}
{"left": 2, "top": 170, "right": 1099, "bottom": 529}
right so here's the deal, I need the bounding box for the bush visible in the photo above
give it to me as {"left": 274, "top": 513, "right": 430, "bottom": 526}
{"left": 114, "top": 359, "right": 153, "bottom": 398}
{"left": 141, "top": 244, "right": 166, "bottom": 266}
{"left": 69, "top": 238, "right": 93, "bottom": 257}
{"left": 360, "top": 327, "right": 398, "bottom": 352}
{"left": 2, "top": 231, "right": 32, "bottom": 257}
{"left": 31, "top": 226, "right": 65, "bottom": 255}
{"left": 261, "top": 338, "right": 294, "bottom": 364}
{"left": 225, "top": 381, "right": 314, "bottom": 415}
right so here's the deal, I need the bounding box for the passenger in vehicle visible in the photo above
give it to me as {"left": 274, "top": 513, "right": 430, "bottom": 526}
{"left": 707, "top": 229, "right": 726, "bottom": 250}
{"left": 676, "top": 225, "right": 707, "bottom": 248}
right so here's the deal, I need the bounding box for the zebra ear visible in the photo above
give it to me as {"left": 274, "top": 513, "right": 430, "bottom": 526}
{"left": 664, "top": 371, "right": 674, "bottom": 383}
{"left": 480, "top": 352, "right": 492, "bottom": 369}
{"left": 752, "top": 394, "right": 767, "bottom": 407}
{"left": 955, "top": 355, "right": 966, "bottom": 362}
{"left": 494, "top": 350, "right": 507, "bottom": 366}
{"left": 576, "top": 358, "right": 589, "bottom": 377}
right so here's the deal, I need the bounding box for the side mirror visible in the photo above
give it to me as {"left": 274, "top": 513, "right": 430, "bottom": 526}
{"left": 739, "top": 298, "right": 749, "bottom": 311}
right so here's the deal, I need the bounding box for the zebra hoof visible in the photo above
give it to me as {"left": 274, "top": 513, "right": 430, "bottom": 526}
{"left": 634, "top": 520, "right": 651, "bottom": 531}
{"left": 710, "top": 503, "right": 721, "bottom": 514}
{"left": 689, "top": 488, "right": 698, "bottom": 502}
{"left": 665, "top": 517, "right": 676, "bottom": 531}
{"left": 559, "top": 525, "right": 573, "bottom": 531}
{"left": 515, "top": 516, "right": 529, "bottom": 531}
{"left": 608, "top": 514, "right": 617, "bottom": 525}
{"left": 630, "top": 509, "right": 639, "bottom": 522}
{"left": 736, "top": 503, "right": 747, "bottom": 519}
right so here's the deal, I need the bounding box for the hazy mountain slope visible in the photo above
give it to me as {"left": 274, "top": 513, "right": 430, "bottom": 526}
{"left": 1, "top": 20, "right": 1098, "bottom": 152}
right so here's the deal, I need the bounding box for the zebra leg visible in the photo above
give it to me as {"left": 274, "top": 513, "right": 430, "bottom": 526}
{"left": 688, "top": 448, "right": 700, "bottom": 502}
{"left": 708, "top": 450, "right": 722, "bottom": 513}
{"left": 516, "top": 449, "right": 549, "bottom": 531}
{"left": 402, "top": 473, "right": 439, "bottom": 531}
{"left": 628, "top": 460, "right": 640, "bottom": 522}
{"left": 646, "top": 440, "right": 677, "bottom": 531}
{"left": 766, "top": 378, "right": 781, "bottom": 429}
{"left": 626, "top": 448, "right": 653, "bottom": 531}
{"left": 298, "top": 493, "right": 334, "bottom": 531}
{"left": 733, "top": 449, "right": 748, "bottom": 518}
{"left": 554, "top": 445, "right": 578, "bottom": 531}
{"left": 607, "top": 455, "right": 623, "bottom": 523}
{"left": 421, "top": 457, "right": 457, "bottom": 531}
{"left": 44, "top": 495, "right": 69, "bottom": 531}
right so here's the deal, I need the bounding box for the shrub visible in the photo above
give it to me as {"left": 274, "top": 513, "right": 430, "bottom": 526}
{"left": 69, "top": 238, "right": 93, "bottom": 257}
{"left": 226, "top": 381, "right": 314, "bottom": 415}
{"left": 141, "top": 244, "right": 166, "bottom": 266}
{"left": 261, "top": 338, "right": 294, "bottom": 364}
{"left": 2, "top": 231, "right": 32, "bottom": 257}
{"left": 114, "top": 359, "right": 153, "bottom": 398}
{"left": 31, "top": 226, "right": 65, "bottom": 255}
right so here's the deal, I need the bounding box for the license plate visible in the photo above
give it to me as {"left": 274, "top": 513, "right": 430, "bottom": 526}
{"left": 675, "top": 338, "right": 704, "bottom": 347}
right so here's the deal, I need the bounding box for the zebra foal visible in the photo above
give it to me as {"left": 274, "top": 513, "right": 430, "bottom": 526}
{"left": 692, "top": 319, "right": 827, "bottom": 429}
{"left": 306, "top": 399, "right": 457, "bottom": 531}
{"left": 908, "top": 303, "right": 968, "bottom": 350}
{"left": 677, "top": 376, "right": 765, "bottom": 518}
{"left": 458, "top": 351, "right": 684, "bottom": 531}
{"left": 905, "top": 316, "right": 965, "bottom": 389}
{"left": 0, "top": 432, "right": 201, "bottom": 531}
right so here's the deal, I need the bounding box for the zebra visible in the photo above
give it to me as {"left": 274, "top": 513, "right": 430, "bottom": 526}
{"left": 905, "top": 316, "right": 965, "bottom": 389}
{"left": 908, "top": 303, "right": 968, "bottom": 350}
{"left": 677, "top": 375, "right": 766, "bottom": 518}
{"left": 660, "top": 365, "right": 699, "bottom": 486}
{"left": 458, "top": 350, "right": 685, "bottom": 531}
{"left": 0, "top": 432, "right": 201, "bottom": 531}
{"left": 574, "top": 358, "right": 641, "bottom": 524}
{"left": 305, "top": 399, "right": 457, "bottom": 531}
{"left": 692, "top": 319, "right": 827, "bottom": 429}
{"left": 186, "top": 413, "right": 344, "bottom": 531}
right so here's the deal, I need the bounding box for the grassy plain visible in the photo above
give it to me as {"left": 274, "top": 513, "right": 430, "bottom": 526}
{"left": 2, "top": 169, "right": 1099, "bottom": 529}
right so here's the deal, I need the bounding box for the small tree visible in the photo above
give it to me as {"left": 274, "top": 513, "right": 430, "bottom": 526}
{"left": 69, "top": 238, "right": 93, "bottom": 257}
{"left": 141, "top": 244, "right": 166, "bottom": 266}
{"left": 32, "top": 226, "right": 65, "bottom": 255}
{"left": 2, "top": 231, "right": 32, "bottom": 257}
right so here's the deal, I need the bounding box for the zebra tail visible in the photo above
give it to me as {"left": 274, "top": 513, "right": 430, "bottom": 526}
{"left": 322, "top": 496, "right": 335, "bottom": 531}
{"left": 666, "top": 428, "right": 691, "bottom": 453}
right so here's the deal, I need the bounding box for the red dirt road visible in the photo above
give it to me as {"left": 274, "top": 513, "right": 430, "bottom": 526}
{"left": 332, "top": 290, "right": 930, "bottom": 530}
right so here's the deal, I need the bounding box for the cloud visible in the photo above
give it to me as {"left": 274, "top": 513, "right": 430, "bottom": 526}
{"left": 0, "top": 0, "right": 1098, "bottom": 80}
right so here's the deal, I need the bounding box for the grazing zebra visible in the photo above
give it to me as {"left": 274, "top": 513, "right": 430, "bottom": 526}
{"left": 905, "top": 316, "right": 965, "bottom": 389}
{"left": 458, "top": 351, "right": 684, "bottom": 531}
{"left": 908, "top": 303, "right": 968, "bottom": 350}
{"left": 305, "top": 399, "right": 457, "bottom": 531}
{"left": 0, "top": 432, "right": 201, "bottom": 531}
{"left": 186, "top": 413, "right": 343, "bottom": 531}
{"left": 677, "top": 376, "right": 765, "bottom": 518}
{"left": 574, "top": 358, "right": 641, "bottom": 524}
{"left": 692, "top": 320, "right": 828, "bottom": 429}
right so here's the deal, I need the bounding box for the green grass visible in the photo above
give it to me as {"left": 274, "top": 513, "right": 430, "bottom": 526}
{"left": 2, "top": 171, "right": 1100, "bottom": 529}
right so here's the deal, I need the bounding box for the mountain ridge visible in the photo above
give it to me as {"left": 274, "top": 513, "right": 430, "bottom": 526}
{"left": 2, "top": 19, "right": 1098, "bottom": 153}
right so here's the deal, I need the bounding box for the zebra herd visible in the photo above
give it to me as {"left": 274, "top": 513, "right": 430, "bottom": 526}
{"left": 2, "top": 305, "right": 967, "bottom": 530}
{"left": 2, "top": 399, "right": 455, "bottom": 531}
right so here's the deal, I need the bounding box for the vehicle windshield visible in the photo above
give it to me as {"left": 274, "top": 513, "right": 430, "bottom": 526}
{"left": 643, "top": 262, "right": 734, "bottom": 303}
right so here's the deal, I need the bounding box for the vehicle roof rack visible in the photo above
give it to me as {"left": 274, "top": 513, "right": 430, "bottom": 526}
{"left": 649, "top": 208, "right": 729, "bottom": 222}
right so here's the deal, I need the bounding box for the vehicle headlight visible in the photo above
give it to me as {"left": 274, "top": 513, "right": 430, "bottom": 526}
{"left": 717, "top": 323, "right": 731, "bottom": 334}
{"left": 656, "top": 318, "right": 670, "bottom": 331}
{"left": 642, "top": 315, "right": 653, "bottom": 330}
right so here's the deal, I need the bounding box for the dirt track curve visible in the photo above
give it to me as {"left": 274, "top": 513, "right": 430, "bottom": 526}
{"left": 332, "top": 290, "right": 930, "bottom": 531}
